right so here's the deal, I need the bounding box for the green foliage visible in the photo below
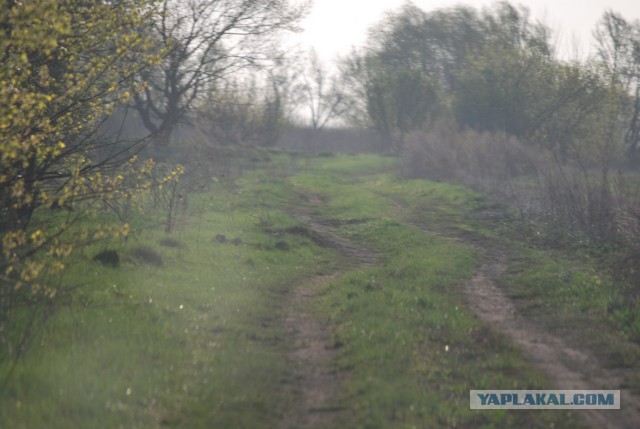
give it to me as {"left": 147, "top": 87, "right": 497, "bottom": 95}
{"left": 595, "top": 11, "right": 640, "bottom": 155}
{"left": 456, "top": 47, "right": 624, "bottom": 159}
{"left": 340, "top": 1, "right": 630, "bottom": 163}
{"left": 455, "top": 47, "right": 544, "bottom": 137}
{"left": 365, "top": 67, "right": 440, "bottom": 150}
{"left": 0, "top": 0, "right": 183, "bottom": 358}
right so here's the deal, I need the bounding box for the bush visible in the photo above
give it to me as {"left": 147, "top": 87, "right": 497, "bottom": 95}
{"left": 401, "top": 124, "right": 538, "bottom": 187}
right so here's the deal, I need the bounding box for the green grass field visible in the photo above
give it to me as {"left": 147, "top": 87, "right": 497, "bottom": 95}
{"left": 3, "top": 152, "right": 638, "bottom": 428}
{"left": 1, "top": 163, "right": 337, "bottom": 428}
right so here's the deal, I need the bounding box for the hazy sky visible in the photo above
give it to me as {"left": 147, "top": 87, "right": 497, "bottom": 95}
{"left": 286, "top": 0, "right": 640, "bottom": 61}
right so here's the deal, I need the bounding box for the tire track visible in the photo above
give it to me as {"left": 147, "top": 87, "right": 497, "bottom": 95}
{"left": 465, "top": 257, "right": 640, "bottom": 429}
{"left": 279, "top": 194, "right": 376, "bottom": 429}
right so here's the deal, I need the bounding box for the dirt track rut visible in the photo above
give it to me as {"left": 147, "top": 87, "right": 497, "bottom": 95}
{"left": 466, "top": 256, "right": 640, "bottom": 429}
{"left": 280, "top": 194, "right": 375, "bottom": 429}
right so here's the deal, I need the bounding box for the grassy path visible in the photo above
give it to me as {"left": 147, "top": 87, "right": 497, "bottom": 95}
{"left": 2, "top": 153, "right": 639, "bottom": 428}
{"left": 281, "top": 272, "right": 345, "bottom": 428}
{"left": 379, "top": 165, "right": 640, "bottom": 428}
{"left": 389, "top": 193, "right": 640, "bottom": 428}
{"left": 283, "top": 156, "right": 584, "bottom": 428}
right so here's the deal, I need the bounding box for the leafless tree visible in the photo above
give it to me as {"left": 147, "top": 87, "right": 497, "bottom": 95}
{"left": 131, "top": 0, "right": 308, "bottom": 145}
{"left": 296, "top": 50, "right": 349, "bottom": 133}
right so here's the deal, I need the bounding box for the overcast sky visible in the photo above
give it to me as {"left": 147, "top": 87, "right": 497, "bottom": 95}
{"left": 286, "top": 0, "right": 640, "bottom": 61}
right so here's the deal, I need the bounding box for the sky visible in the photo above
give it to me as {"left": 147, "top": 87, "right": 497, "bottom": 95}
{"left": 285, "top": 0, "right": 640, "bottom": 62}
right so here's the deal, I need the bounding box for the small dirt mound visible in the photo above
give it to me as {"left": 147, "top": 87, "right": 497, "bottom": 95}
{"left": 93, "top": 250, "right": 120, "bottom": 267}
{"left": 159, "top": 237, "right": 182, "bottom": 248}
{"left": 214, "top": 234, "right": 242, "bottom": 245}
{"left": 283, "top": 226, "right": 311, "bottom": 237}
{"left": 274, "top": 240, "right": 290, "bottom": 251}
{"left": 130, "top": 247, "right": 164, "bottom": 267}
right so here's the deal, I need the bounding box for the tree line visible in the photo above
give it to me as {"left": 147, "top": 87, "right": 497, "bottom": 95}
{"left": 338, "top": 1, "right": 640, "bottom": 160}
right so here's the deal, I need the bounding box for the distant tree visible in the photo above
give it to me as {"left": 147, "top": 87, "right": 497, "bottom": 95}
{"left": 595, "top": 11, "right": 640, "bottom": 160}
{"left": 365, "top": 1, "right": 551, "bottom": 93}
{"left": 483, "top": 1, "right": 553, "bottom": 56}
{"left": 131, "top": 0, "right": 308, "bottom": 146}
{"left": 367, "top": 66, "right": 440, "bottom": 150}
{"left": 367, "top": 2, "right": 485, "bottom": 92}
{"left": 454, "top": 47, "right": 549, "bottom": 139}
{"left": 456, "top": 46, "right": 621, "bottom": 160}
{"left": 339, "top": 1, "right": 553, "bottom": 149}
{"left": 295, "top": 50, "right": 349, "bottom": 135}
{"left": 336, "top": 50, "right": 371, "bottom": 128}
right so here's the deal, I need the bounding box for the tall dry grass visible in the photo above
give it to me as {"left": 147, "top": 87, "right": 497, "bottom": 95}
{"left": 401, "top": 124, "right": 640, "bottom": 284}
